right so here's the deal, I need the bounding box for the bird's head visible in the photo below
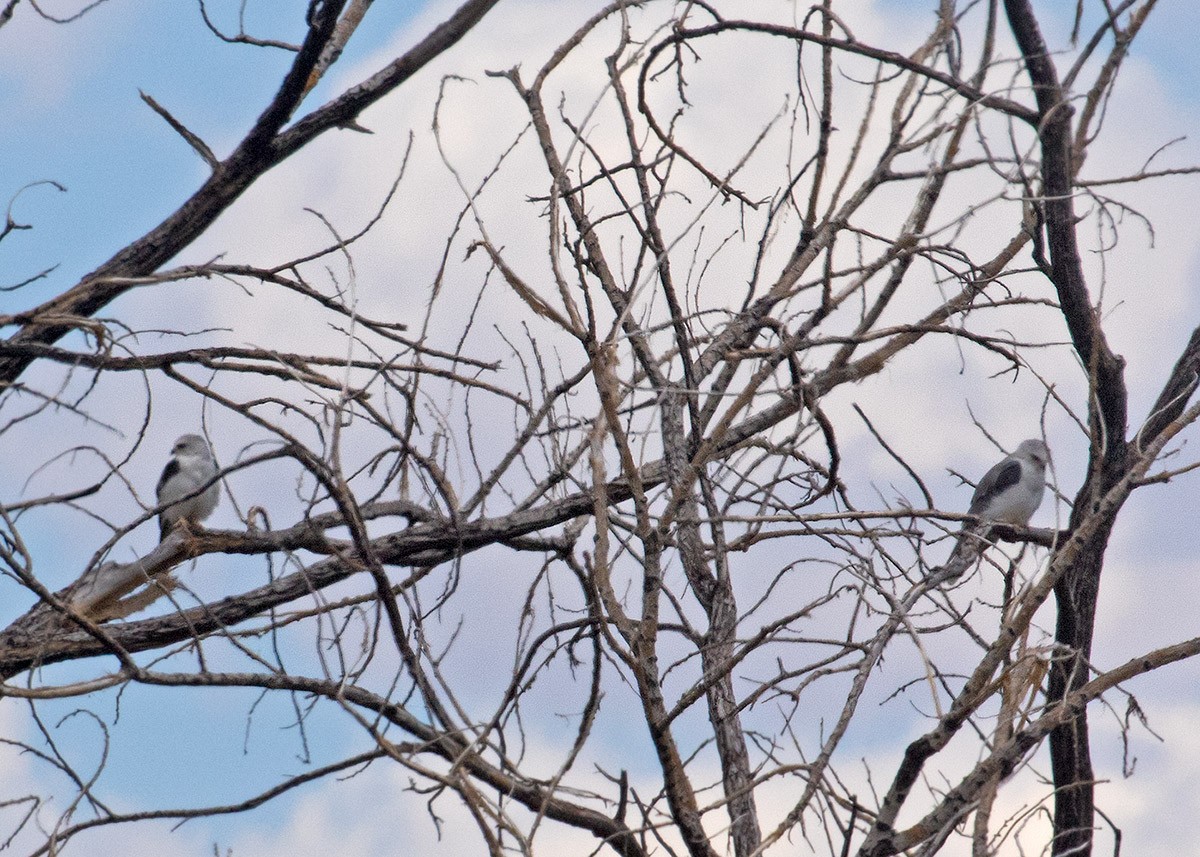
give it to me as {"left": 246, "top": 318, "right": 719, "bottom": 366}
{"left": 172, "top": 434, "right": 211, "bottom": 459}
{"left": 1014, "top": 438, "right": 1049, "bottom": 469}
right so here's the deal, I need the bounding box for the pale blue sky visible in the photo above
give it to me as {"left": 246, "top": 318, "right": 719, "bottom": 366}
{"left": 4, "top": 2, "right": 1200, "bottom": 855}
{"left": 1, "top": 2, "right": 444, "bottom": 851}
{"left": 0, "top": 1, "right": 424, "bottom": 302}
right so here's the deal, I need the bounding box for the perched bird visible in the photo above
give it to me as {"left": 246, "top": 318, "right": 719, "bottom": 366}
{"left": 968, "top": 438, "right": 1049, "bottom": 526}
{"left": 156, "top": 434, "right": 220, "bottom": 540}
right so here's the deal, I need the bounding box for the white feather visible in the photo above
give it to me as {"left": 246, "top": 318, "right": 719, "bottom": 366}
{"left": 968, "top": 439, "right": 1048, "bottom": 525}
{"left": 156, "top": 434, "right": 219, "bottom": 539}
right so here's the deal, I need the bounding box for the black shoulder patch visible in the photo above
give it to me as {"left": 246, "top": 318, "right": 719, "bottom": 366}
{"left": 990, "top": 460, "right": 1022, "bottom": 494}
{"left": 969, "top": 459, "right": 1022, "bottom": 515}
{"left": 156, "top": 459, "right": 181, "bottom": 496}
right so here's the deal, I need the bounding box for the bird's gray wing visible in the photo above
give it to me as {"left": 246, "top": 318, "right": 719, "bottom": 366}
{"left": 968, "top": 458, "right": 1022, "bottom": 515}
{"left": 156, "top": 458, "right": 181, "bottom": 498}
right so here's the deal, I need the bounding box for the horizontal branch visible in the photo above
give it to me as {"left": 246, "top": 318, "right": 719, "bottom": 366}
{"left": 0, "top": 0, "right": 503, "bottom": 387}
{"left": 652, "top": 19, "right": 1038, "bottom": 125}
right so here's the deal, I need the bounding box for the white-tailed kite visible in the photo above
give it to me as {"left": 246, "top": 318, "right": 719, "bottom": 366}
{"left": 156, "top": 434, "right": 219, "bottom": 540}
{"left": 968, "top": 438, "right": 1049, "bottom": 525}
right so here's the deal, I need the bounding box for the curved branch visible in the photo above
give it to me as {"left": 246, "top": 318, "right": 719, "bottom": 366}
{"left": 0, "top": 0, "right": 502, "bottom": 387}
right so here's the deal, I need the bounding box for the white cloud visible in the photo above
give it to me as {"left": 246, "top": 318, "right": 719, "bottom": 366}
{"left": 7, "top": 1, "right": 1200, "bottom": 855}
